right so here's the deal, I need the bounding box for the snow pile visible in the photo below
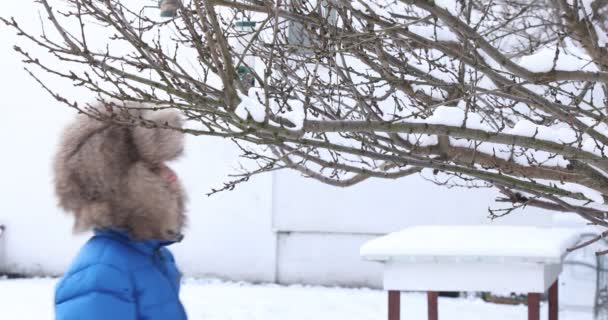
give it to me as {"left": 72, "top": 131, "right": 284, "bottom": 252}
{"left": 272, "top": 98, "right": 306, "bottom": 131}
{"left": 236, "top": 89, "right": 306, "bottom": 130}
{"left": 409, "top": 106, "right": 490, "bottom": 130}
{"left": 402, "top": 106, "right": 592, "bottom": 150}
{"left": 0, "top": 278, "right": 592, "bottom": 319}
{"left": 559, "top": 183, "right": 605, "bottom": 204}
{"left": 517, "top": 47, "right": 598, "bottom": 73}
{"left": 508, "top": 120, "right": 577, "bottom": 144}
{"left": 390, "top": 105, "right": 608, "bottom": 173}
{"left": 399, "top": 106, "right": 492, "bottom": 147}
{"left": 408, "top": 25, "right": 458, "bottom": 42}
{"left": 361, "top": 225, "right": 583, "bottom": 263}
{"left": 236, "top": 91, "right": 266, "bottom": 123}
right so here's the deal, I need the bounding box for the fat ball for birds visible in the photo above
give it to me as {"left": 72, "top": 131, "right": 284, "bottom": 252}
{"left": 159, "top": 0, "right": 179, "bottom": 18}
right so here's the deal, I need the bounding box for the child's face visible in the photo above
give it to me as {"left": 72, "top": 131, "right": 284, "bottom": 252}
{"left": 150, "top": 163, "right": 178, "bottom": 185}
{"left": 158, "top": 164, "right": 178, "bottom": 184}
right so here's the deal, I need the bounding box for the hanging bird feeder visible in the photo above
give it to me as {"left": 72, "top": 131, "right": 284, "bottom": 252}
{"left": 233, "top": 20, "right": 257, "bottom": 89}
{"left": 159, "top": 0, "right": 180, "bottom": 18}
{"left": 234, "top": 20, "right": 257, "bottom": 29}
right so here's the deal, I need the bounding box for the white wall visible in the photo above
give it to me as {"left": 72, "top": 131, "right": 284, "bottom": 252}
{"left": 276, "top": 231, "right": 383, "bottom": 287}
{"left": 272, "top": 170, "right": 558, "bottom": 235}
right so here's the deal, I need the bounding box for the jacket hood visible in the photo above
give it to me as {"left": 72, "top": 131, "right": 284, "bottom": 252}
{"left": 53, "top": 103, "right": 187, "bottom": 241}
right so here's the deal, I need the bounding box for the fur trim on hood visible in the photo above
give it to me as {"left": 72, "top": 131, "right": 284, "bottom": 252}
{"left": 53, "top": 104, "right": 187, "bottom": 241}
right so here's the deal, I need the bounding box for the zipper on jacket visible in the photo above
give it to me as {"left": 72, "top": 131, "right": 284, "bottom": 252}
{"left": 153, "top": 248, "right": 187, "bottom": 318}
{"left": 154, "top": 248, "right": 169, "bottom": 276}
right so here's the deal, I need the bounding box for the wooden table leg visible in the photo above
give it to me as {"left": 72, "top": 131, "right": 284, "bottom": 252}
{"left": 427, "top": 291, "right": 438, "bottom": 320}
{"left": 389, "top": 290, "right": 400, "bottom": 320}
{"left": 549, "top": 280, "right": 558, "bottom": 320}
{"left": 528, "top": 293, "right": 540, "bottom": 320}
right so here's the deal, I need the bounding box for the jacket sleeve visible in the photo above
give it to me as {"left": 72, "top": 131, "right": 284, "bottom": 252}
{"left": 55, "top": 264, "right": 136, "bottom": 320}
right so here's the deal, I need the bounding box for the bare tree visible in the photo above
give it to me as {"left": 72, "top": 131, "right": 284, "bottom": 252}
{"left": 4, "top": 0, "right": 608, "bottom": 248}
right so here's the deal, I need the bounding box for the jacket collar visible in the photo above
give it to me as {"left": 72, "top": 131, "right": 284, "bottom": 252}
{"left": 93, "top": 228, "right": 182, "bottom": 255}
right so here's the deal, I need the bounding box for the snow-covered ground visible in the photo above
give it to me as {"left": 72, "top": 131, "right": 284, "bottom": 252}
{"left": 0, "top": 278, "right": 592, "bottom": 319}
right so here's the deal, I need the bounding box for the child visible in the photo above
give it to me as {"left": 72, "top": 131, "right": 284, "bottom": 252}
{"left": 52, "top": 104, "right": 188, "bottom": 319}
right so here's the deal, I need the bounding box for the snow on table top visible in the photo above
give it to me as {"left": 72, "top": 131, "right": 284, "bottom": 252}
{"left": 361, "top": 226, "right": 583, "bottom": 264}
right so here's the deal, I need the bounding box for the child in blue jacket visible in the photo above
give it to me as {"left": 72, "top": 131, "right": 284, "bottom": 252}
{"left": 53, "top": 104, "right": 188, "bottom": 320}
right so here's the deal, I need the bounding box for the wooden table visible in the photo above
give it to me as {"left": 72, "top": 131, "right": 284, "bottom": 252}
{"left": 360, "top": 226, "right": 582, "bottom": 320}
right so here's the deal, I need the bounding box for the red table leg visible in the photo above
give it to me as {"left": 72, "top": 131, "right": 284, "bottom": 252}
{"left": 428, "top": 291, "right": 438, "bottom": 320}
{"left": 549, "top": 280, "right": 559, "bottom": 320}
{"left": 528, "top": 293, "right": 540, "bottom": 320}
{"left": 388, "top": 290, "right": 400, "bottom": 320}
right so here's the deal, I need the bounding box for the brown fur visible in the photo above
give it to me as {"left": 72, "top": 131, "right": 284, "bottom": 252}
{"left": 53, "top": 104, "right": 187, "bottom": 241}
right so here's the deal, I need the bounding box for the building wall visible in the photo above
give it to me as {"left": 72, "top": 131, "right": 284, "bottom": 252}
{"left": 272, "top": 170, "right": 558, "bottom": 236}
{"left": 275, "top": 231, "right": 382, "bottom": 287}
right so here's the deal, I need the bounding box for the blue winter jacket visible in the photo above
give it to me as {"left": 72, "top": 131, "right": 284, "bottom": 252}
{"left": 54, "top": 229, "right": 188, "bottom": 320}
